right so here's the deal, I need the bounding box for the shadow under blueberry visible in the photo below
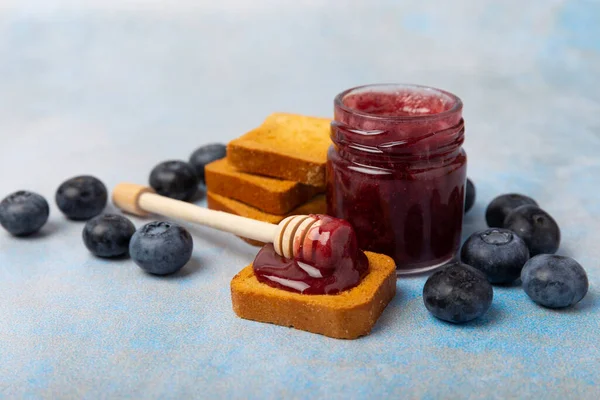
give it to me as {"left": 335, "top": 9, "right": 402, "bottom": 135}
{"left": 543, "top": 289, "right": 598, "bottom": 314}
{"left": 143, "top": 255, "right": 204, "bottom": 280}
{"left": 492, "top": 278, "right": 522, "bottom": 289}
{"left": 466, "top": 304, "right": 503, "bottom": 327}
{"left": 431, "top": 304, "right": 503, "bottom": 328}
{"left": 174, "top": 256, "right": 203, "bottom": 277}
{"left": 10, "top": 220, "right": 60, "bottom": 240}
{"left": 94, "top": 253, "right": 132, "bottom": 264}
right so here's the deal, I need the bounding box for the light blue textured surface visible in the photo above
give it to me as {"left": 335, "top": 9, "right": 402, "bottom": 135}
{"left": 1, "top": 1, "right": 599, "bottom": 399}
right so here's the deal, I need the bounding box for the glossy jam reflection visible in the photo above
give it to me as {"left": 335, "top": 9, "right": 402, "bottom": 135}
{"left": 253, "top": 215, "right": 368, "bottom": 295}
{"left": 327, "top": 84, "right": 467, "bottom": 274}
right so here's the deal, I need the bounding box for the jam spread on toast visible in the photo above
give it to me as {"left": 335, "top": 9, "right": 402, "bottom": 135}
{"left": 253, "top": 215, "right": 368, "bottom": 294}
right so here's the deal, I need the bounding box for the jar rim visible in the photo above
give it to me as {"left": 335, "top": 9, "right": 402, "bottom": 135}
{"left": 334, "top": 83, "right": 463, "bottom": 122}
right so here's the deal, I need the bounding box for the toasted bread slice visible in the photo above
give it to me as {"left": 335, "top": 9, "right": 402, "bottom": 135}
{"left": 231, "top": 251, "right": 397, "bottom": 339}
{"left": 206, "top": 191, "right": 326, "bottom": 246}
{"left": 205, "top": 158, "right": 323, "bottom": 215}
{"left": 227, "top": 113, "right": 332, "bottom": 187}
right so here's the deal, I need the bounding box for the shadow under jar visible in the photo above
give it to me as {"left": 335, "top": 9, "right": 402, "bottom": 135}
{"left": 327, "top": 84, "right": 467, "bottom": 275}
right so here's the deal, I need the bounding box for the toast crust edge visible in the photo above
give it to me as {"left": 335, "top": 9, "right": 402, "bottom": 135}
{"left": 230, "top": 252, "right": 397, "bottom": 339}
{"left": 205, "top": 159, "right": 321, "bottom": 215}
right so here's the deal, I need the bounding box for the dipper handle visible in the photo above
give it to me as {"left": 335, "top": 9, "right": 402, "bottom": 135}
{"left": 112, "top": 183, "right": 320, "bottom": 257}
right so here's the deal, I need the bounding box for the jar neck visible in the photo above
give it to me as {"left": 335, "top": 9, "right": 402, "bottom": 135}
{"left": 331, "top": 84, "right": 464, "bottom": 160}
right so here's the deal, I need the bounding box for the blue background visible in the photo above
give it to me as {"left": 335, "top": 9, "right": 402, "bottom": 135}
{"left": 1, "top": 0, "right": 599, "bottom": 398}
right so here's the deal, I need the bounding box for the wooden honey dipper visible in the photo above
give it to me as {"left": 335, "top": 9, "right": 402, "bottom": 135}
{"left": 112, "top": 183, "right": 330, "bottom": 259}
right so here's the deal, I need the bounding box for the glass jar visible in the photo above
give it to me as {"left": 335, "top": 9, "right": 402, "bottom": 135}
{"left": 326, "top": 84, "right": 467, "bottom": 274}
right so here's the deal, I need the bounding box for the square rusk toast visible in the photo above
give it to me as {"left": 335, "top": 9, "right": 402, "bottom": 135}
{"left": 206, "top": 191, "right": 326, "bottom": 246}
{"left": 227, "top": 113, "right": 332, "bottom": 187}
{"left": 231, "top": 251, "right": 397, "bottom": 339}
{"left": 205, "top": 158, "right": 323, "bottom": 215}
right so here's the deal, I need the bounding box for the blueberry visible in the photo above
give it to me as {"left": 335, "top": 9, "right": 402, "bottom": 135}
{"left": 82, "top": 214, "right": 136, "bottom": 258}
{"left": 461, "top": 228, "right": 529, "bottom": 284}
{"left": 485, "top": 193, "right": 538, "bottom": 228}
{"left": 189, "top": 143, "right": 227, "bottom": 182}
{"left": 503, "top": 205, "right": 560, "bottom": 256}
{"left": 0, "top": 191, "right": 49, "bottom": 236}
{"left": 423, "top": 263, "right": 493, "bottom": 323}
{"left": 149, "top": 161, "right": 199, "bottom": 201}
{"left": 56, "top": 176, "right": 107, "bottom": 220}
{"left": 464, "top": 178, "right": 476, "bottom": 213}
{"left": 521, "top": 254, "right": 588, "bottom": 308}
{"left": 129, "top": 221, "right": 193, "bottom": 275}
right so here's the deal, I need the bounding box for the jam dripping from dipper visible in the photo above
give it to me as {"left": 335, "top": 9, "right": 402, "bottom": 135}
{"left": 253, "top": 214, "right": 368, "bottom": 295}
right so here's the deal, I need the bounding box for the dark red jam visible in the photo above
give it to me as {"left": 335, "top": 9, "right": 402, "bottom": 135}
{"left": 253, "top": 215, "right": 368, "bottom": 295}
{"left": 327, "top": 84, "right": 467, "bottom": 274}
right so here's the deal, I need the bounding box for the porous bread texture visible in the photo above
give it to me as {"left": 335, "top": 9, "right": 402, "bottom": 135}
{"left": 227, "top": 113, "right": 332, "bottom": 187}
{"left": 205, "top": 158, "right": 323, "bottom": 215}
{"left": 231, "top": 251, "right": 397, "bottom": 339}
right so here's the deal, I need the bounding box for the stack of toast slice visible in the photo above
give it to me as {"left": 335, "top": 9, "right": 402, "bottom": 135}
{"left": 211, "top": 112, "right": 398, "bottom": 339}
{"left": 205, "top": 113, "right": 332, "bottom": 246}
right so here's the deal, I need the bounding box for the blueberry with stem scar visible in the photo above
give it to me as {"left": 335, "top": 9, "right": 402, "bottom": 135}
{"left": 461, "top": 228, "right": 529, "bottom": 284}
{"left": 130, "top": 221, "right": 193, "bottom": 275}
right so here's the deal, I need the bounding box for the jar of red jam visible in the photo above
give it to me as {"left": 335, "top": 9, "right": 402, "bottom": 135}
{"left": 327, "top": 84, "right": 467, "bottom": 274}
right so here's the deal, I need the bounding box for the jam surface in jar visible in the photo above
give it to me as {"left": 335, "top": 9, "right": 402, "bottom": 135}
{"left": 253, "top": 214, "right": 368, "bottom": 295}
{"left": 327, "top": 84, "right": 467, "bottom": 274}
